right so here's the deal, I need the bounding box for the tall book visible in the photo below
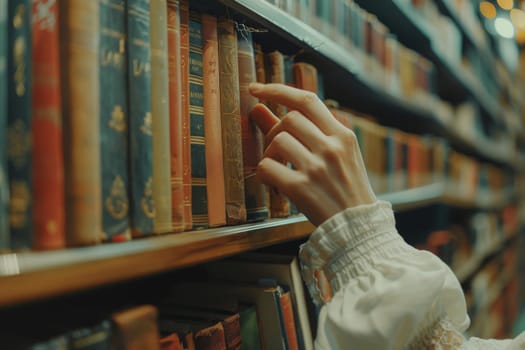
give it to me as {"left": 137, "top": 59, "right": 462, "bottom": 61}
{"left": 202, "top": 14, "right": 226, "bottom": 228}
{"left": 265, "top": 51, "right": 290, "bottom": 218}
{"left": 0, "top": 0, "right": 9, "bottom": 250}
{"left": 167, "top": 0, "right": 185, "bottom": 233}
{"left": 127, "top": 0, "right": 154, "bottom": 236}
{"left": 188, "top": 12, "right": 208, "bottom": 229}
{"left": 237, "top": 31, "right": 269, "bottom": 223}
{"left": 150, "top": 0, "right": 173, "bottom": 234}
{"left": 99, "top": 0, "right": 130, "bottom": 242}
{"left": 193, "top": 322, "right": 227, "bottom": 350}
{"left": 31, "top": 0, "right": 65, "bottom": 250}
{"left": 179, "top": 0, "right": 192, "bottom": 230}
{"left": 217, "top": 18, "right": 246, "bottom": 225}
{"left": 7, "top": 0, "right": 32, "bottom": 250}
{"left": 112, "top": 305, "right": 161, "bottom": 350}
{"left": 60, "top": 0, "right": 103, "bottom": 246}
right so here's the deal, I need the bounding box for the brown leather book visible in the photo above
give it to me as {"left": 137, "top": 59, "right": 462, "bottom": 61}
{"left": 217, "top": 18, "right": 246, "bottom": 225}
{"left": 194, "top": 322, "right": 227, "bottom": 350}
{"left": 237, "top": 33, "right": 268, "bottom": 223}
{"left": 59, "top": 0, "right": 103, "bottom": 246}
{"left": 179, "top": 0, "right": 192, "bottom": 230}
{"left": 202, "top": 14, "right": 226, "bottom": 227}
{"left": 160, "top": 333, "right": 183, "bottom": 350}
{"left": 167, "top": 0, "right": 185, "bottom": 232}
{"left": 265, "top": 51, "right": 290, "bottom": 218}
{"left": 112, "top": 305, "right": 161, "bottom": 350}
{"left": 150, "top": 0, "right": 173, "bottom": 234}
{"left": 292, "top": 62, "right": 318, "bottom": 94}
{"left": 222, "top": 313, "right": 242, "bottom": 350}
{"left": 279, "top": 291, "right": 299, "bottom": 350}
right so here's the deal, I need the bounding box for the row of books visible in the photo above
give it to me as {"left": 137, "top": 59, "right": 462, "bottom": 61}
{"left": 4, "top": 253, "right": 314, "bottom": 350}
{"left": 328, "top": 104, "right": 512, "bottom": 199}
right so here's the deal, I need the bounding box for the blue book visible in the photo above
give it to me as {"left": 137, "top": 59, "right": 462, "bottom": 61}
{"left": 127, "top": 0, "right": 154, "bottom": 235}
{"left": 0, "top": 0, "right": 8, "bottom": 250}
{"left": 7, "top": 0, "right": 32, "bottom": 250}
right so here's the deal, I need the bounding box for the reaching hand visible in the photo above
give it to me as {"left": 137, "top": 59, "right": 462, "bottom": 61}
{"left": 249, "top": 83, "right": 376, "bottom": 227}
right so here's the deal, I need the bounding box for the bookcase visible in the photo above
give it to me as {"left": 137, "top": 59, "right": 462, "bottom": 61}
{"left": 1, "top": 0, "right": 524, "bottom": 347}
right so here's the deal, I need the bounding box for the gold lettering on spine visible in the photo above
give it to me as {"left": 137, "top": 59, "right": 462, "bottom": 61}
{"left": 33, "top": 0, "right": 56, "bottom": 31}
{"left": 13, "top": 37, "right": 25, "bottom": 97}
{"left": 105, "top": 175, "right": 129, "bottom": 219}
{"left": 140, "top": 112, "right": 152, "bottom": 135}
{"left": 141, "top": 177, "right": 155, "bottom": 218}
{"left": 132, "top": 59, "right": 150, "bottom": 76}
{"left": 7, "top": 119, "right": 30, "bottom": 168}
{"left": 108, "top": 105, "right": 126, "bottom": 132}
{"left": 9, "top": 181, "right": 30, "bottom": 228}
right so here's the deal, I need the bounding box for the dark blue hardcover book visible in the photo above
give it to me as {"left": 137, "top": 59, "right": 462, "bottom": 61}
{"left": 189, "top": 12, "right": 208, "bottom": 229}
{"left": 100, "top": 0, "right": 130, "bottom": 241}
{"left": 0, "top": 0, "right": 9, "bottom": 250}
{"left": 7, "top": 0, "right": 32, "bottom": 250}
{"left": 127, "top": 0, "right": 154, "bottom": 235}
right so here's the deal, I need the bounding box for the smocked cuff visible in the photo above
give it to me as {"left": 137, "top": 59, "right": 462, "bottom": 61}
{"left": 299, "top": 200, "right": 413, "bottom": 305}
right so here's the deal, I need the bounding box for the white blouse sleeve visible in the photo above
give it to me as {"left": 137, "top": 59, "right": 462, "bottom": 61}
{"left": 298, "top": 200, "right": 525, "bottom": 350}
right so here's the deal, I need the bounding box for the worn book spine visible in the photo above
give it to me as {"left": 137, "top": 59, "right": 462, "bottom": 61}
{"left": 237, "top": 31, "right": 268, "bottom": 223}
{"left": 112, "top": 305, "right": 161, "bottom": 350}
{"left": 161, "top": 333, "right": 183, "bottom": 350}
{"left": 193, "top": 322, "right": 227, "bottom": 350}
{"left": 222, "top": 313, "right": 242, "bottom": 350}
{"left": 265, "top": 51, "right": 290, "bottom": 218}
{"left": 217, "top": 18, "right": 246, "bottom": 225}
{"left": 127, "top": 0, "right": 154, "bottom": 236}
{"left": 202, "top": 14, "right": 226, "bottom": 227}
{"left": 280, "top": 291, "right": 299, "bottom": 350}
{"left": 188, "top": 12, "right": 208, "bottom": 230}
{"left": 69, "top": 320, "right": 112, "bottom": 349}
{"left": 0, "top": 0, "right": 8, "bottom": 250}
{"left": 31, "top": 0, "right": 65, "bottom": 250}
{"left": 60, "top": 0, "right": 103, "bottom": 246}
{"left": 179, "top": 0, "right": 192, "bottom": 230}
{"left": 150, "top": 0, "right": 173, "bottom": 234}
{"left": 167, "top": 0, "right": 185, "bottom": 232}
{"left": 99, "top": 0, "right": 130, "bottom": 242}
{"left": 7, "top": 0, "right": 32, "bottom": 250}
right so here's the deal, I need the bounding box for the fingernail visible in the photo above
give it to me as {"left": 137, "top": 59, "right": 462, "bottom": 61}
{"left": 249, "top": 82, "right": 264, "bottom": 93}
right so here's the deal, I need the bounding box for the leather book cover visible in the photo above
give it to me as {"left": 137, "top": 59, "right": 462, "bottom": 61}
{"left": 188, "top": 11, "right": 208, "bottom": 229}
{"left": 7, "top": 0, "right": 32, "bottom": 250}
{"left": 60, "top": 0, "right": 103, "bottom": 246}
{"left": 202, "top": 14, "right": 226, "bottom": 227}
{"left": 99, "top": 0, "right": 131, "bottom": 242}
{"left": 279, "top": 291, "right": 299, "bottom": 350}
{"left": 158, "top": 319, "right": 196, "bottom": 350}
{"left": 112, "top": 305, "right": 161, "bottom": 350}
{"left": 167, "top": 0, "right": 185, "bottom": 232}
{"left": 292, "top": 63, "right": 318, "bottom": 94}
{"left": 160, "top": 333, "right": 183, "bottom": 350}
{"left": 0, "top": 0, "right": 9, "bottom": 250}
{"left": 217, "top": 18, "right": 246, "bottom": 225}
{"left": 179, "top": 0, "right": 193, "bottom": 230}
{"left": 265, "top": 51, "right": 290, "bottom": 218}
{"left": 150, "top": 0, "right": 173, "bottom": 234}
{"left": 69, "top": 320, "right": 112, "bottom": 349}
{"left": 127, "top": 0, "right": 154, "bottom": 236}
{"left": 221, "top": 313, "right": 242, "bottom": 350}
{"left": 254, "top": 44, "right": 266, "bottom": 85}
{"left": 237, "top": 31, "right": 268, "bottom": 223}
{"left": 193, "top": 322, "right": 227, "bottom": 350}
{"left": 31, "top": 0, "right": 65, "bottom": 250}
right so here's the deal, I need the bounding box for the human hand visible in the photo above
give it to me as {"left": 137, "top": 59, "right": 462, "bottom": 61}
{"left": 249, "top": 83, "right": 376, "bottom": 226}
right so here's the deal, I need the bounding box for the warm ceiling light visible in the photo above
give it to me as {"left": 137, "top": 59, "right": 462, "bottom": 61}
{"left": 480, "top": 1, "right": 497, "bottom": 18}
{"left": 510, "top": 8, "right": 525, "bottom": 27}
{"left": 497, "top": 0, "right": 514, "bottom": 10}
{"left": 495, "top": 17, "right": 515, "bottom": 38}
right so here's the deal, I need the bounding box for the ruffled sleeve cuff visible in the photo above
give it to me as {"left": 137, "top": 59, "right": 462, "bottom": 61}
{"left": 299, "top": 200, "right": 414, "bottom": 306}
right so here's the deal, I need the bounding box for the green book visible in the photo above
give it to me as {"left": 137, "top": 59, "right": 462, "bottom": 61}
{"left": 239, "top": 304, "right": 262, "bottom": 350}
{"left": 0, "top": 0, "right": 8, "bottom": 250}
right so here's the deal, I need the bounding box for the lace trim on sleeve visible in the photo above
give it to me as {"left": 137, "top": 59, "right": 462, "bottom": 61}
{"left": 408, "top": 317, "right": 465, "bottom": 350}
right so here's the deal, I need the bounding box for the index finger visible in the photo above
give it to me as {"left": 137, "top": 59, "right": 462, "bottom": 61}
{"left": 249, "top": 83, "right": 340, "bottom": 135}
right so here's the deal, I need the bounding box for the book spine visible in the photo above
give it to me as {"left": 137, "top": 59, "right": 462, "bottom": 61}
{"left": 112, "top": 305, "right": 161, "bottom": 350}
{"left": 161, "top": 333, "right": 183, "bottom": 350}
{"left": 239, "top": 305, "right": 262, "bottom": 350}
{"left": 167, "top": 0, "right": 185, "bottom": 233}
{"left": 31, "top": 0, "right": 65, "bottom": 250}
{"left": 237, "top": 32, "right": 268, "bottom": 223}
{"left": 188, "top": 12, "right": 208, "bottom": 230}
{"left": 60, "top": 0, "right": 102, "bottom": 246}
{"left": 179, "top": 0, "right": 192, "bottom": 230}
{"left": 7, "top": 0, "right": 32, "bottom": 250}
{"left": 150, "top": 0, "right": 173, "bottom": 234}
{"left": 222, "top": 314, "right": 242, "bottom": 350}
{"left": 202, "top": 14, "right": 226, "bottom": 227}
{"left": 0, "top": 0, "right": 9, "bottom": 250}
{"left": 193, "top": 322, "right": 227, "bottom": 350}
{"left": 127, "top": 0, "right": 154, "bottom": 236}
{"left": 69, "top": 320, "right": 112, "bottom": 349}
{"left": 280, "top": 292, "right": 299, "bottom": 350}
{"left": 217, "top": 18, "right": 246, "bottom": 225}
{"left": 99, "top": 0, "right": 130, "bottom": 242}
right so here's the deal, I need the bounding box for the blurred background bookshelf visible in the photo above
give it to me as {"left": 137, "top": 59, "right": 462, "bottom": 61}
{"left": 2, "top": 0, "right": 525, "bottom": 347}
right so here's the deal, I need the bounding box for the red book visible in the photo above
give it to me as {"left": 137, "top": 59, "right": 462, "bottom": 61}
{"left": 31, "top": 0, "right": 65, "bottom": 250}
{"left": 160, "top": 333, "right": 183, "bottom": 350}
{"left": 167, "top": 0, "right": 184, "bottom": 232}
{"left": 179, "top": 0, "right": 192, "bottom": 230}
{"left": 280, "top": 291, "right": 299, "bottom": 350}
